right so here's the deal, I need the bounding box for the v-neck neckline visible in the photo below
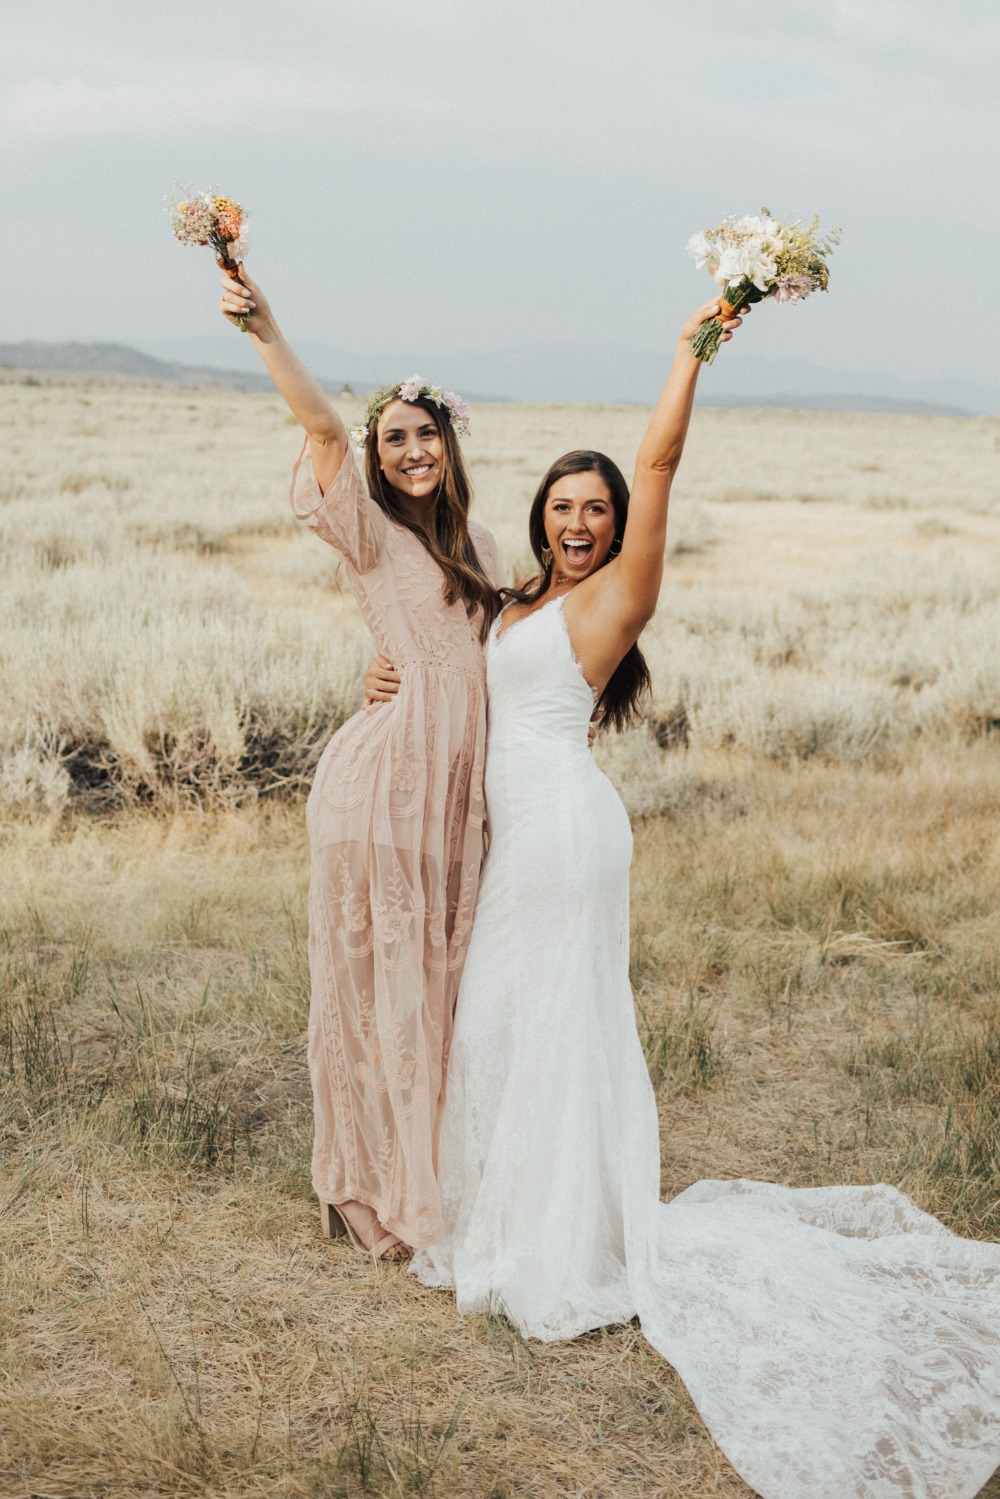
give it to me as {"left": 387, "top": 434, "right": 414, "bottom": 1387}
{"left": 493, "top": 593, "right": 567, "bottom": 647}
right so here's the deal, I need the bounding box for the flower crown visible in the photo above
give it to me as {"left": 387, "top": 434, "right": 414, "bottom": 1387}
{"left": 348, "top": 375, "right": 471, "bottom": 447}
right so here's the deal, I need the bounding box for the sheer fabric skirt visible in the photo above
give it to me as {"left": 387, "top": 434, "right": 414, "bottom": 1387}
{"left": 307, "top": 668, "right": 485, "bottom": 1248}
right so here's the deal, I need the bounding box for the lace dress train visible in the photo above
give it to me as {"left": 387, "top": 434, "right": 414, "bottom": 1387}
{"left": 412, "top": 597, "right": 1000, "bottom": 1498}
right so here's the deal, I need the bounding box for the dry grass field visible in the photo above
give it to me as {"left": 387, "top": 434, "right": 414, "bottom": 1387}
{"left": 2, "top": 380, "right": 1000, "bottom": 1497}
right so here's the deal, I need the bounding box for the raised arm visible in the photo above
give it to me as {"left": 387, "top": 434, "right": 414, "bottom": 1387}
{"left": 563, "top": 299, "right": 744, "bottom": 693}
{"left": 615, "top": 298, "right": 741, "bottom": 624}
{"left": 220, "top": 266, "right": 348, "bottom": 493}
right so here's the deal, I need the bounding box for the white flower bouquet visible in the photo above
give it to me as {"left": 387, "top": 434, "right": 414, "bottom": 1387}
{"left": 687, "top": 210, "right": 840, "bottom": 364}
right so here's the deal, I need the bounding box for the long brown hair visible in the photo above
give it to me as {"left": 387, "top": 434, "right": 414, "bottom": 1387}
{"left": 364, "top": 395, "right": 499, "bottom": 637}
{"left": 502, "top": 450, "right": 651, "bottom": 733}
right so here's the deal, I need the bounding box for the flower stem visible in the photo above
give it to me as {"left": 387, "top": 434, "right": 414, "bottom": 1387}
{"left": 689, "top": 318, "right": 724, "bottom": 365}
{"left": 688, "top": 280, "right": 766, "bottom": 364}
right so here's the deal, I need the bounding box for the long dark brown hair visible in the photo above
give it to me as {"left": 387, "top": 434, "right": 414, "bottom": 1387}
{"left": 364, "top": 394, "right": 499, "bottom": 637}
{"left": 502, "top": 450, "right": 651, "bottom": 733}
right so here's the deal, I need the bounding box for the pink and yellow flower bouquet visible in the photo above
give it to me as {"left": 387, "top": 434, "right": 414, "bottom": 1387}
{"left": 166, "top": 187, "right": 251, "bottom": 330}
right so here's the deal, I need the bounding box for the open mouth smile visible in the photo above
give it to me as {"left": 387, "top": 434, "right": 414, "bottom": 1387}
{"left": 561, "top": 537, "right": 594, "bottom": 564}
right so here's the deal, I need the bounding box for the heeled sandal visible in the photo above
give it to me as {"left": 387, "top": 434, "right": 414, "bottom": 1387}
{"left": 319, "top": 1201, "right": 413, "bottom": 1262}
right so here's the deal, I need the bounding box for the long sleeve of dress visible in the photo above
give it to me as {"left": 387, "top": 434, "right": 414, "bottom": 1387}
{"left": 290, "top": 439, "right": 386, "bottom": 574}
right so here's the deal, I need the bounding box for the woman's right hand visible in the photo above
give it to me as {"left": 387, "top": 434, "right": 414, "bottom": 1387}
{"left": 678, "top": 297, "right": 747, "bottom": 345}
{"left": 219, "top": 264, "right": 271, "bottom": 333}
{"left": 364, "top": 655, "right": 401, "bottom": 706}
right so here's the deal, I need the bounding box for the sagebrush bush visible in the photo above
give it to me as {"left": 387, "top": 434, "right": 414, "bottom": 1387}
{"left": 3, "top": 383, "right": 997, "bottom": 809}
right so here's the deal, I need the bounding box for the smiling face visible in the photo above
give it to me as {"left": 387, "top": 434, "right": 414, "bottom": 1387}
{"left": 375, "top": 399, "right": 445, "bottom": 514}
{"left": 543, "top": 471, "right": 618, "bottom": 582}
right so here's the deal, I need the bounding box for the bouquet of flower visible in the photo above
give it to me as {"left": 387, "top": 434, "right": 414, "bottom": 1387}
{"left": 686, "top": 210, "right": 840, "bottom": 364}
{"left": 166, "top": 187, "right": 251, "bottom": 330}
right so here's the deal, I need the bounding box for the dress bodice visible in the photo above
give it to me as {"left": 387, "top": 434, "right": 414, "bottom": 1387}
{"left": 291, "top": 440, "right": 501, "bottom": 679}
{"left": 486, "top": 597, "right": 596, "bottom": 757}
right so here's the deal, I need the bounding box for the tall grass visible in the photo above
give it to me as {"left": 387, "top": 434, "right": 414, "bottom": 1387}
{"left": 2, "top": 383, "right": 999, "bottom": 812}
{"left": 2, "top": 751, "right": 999, "bottom": 1496}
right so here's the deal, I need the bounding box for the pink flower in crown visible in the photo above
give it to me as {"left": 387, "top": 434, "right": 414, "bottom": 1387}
{"left": 444, "top": 391, "right": 471, "bottom": 427}
{"left": 397, "top": 375, "right": 424, "bottom": 402}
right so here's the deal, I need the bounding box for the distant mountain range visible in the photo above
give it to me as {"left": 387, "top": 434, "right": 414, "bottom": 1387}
{"left": 138, "top": 335, "right": 999, "bottom": 416}
{"left": 2, "top": 337, "right": 996, "bottom": 417}
{"left": 0, "top": 340, "right": 275, "bottom": 392}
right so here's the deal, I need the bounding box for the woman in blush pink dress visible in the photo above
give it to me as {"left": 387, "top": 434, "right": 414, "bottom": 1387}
{"left": 218, "top": 267, "right": 503, "bottom": 1260}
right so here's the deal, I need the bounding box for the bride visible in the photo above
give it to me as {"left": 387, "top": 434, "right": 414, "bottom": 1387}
{"left": 398, "top": 300, "right": 1000, "bottom": 1498}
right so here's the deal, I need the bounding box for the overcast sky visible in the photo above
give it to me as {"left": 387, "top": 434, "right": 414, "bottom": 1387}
{"left": 2, "top": 0, "right": 997, "bottom": 387}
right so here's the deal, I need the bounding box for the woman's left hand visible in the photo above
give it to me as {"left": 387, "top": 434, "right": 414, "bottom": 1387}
{"left": 219, "top": 264, "right": 269, "bottom": 333}
{"left": 679, "top": 297, "right": 748, "bottom": 344}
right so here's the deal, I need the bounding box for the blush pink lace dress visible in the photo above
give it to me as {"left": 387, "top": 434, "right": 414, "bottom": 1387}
{"left": 290, "top": 440, "right": 502, "bottom": 1248}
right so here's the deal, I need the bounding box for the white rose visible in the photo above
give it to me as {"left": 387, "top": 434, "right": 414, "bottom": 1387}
{"left": 687, "top": 232, "right": 720, "bottom": 270}
{"left": 746, "top": 255, "right": 778, "bottom": 293}
{"left": 717, "top": 246, "right": 748, "bottom": 286}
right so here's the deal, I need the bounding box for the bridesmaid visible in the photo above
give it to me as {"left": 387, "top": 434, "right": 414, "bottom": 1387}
{"left": 218, "top": 266, "right": 503, "bottom": 1260}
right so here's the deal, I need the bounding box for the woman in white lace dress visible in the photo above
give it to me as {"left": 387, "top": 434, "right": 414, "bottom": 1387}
{"left": 401, "top": 298, "right": 1000, "bottom": 1498}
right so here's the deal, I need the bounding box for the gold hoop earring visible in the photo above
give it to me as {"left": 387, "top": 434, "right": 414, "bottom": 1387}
{"left": 609, "top": 537, "right": 622, "bottom": 557}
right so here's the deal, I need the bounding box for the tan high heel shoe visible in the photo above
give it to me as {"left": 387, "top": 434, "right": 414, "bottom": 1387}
{"left": 319, "top": 1201, "right": 412, "bottom": 1262}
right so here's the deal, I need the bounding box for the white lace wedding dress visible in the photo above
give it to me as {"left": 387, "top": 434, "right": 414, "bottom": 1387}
{"left": 411, "top": 596, "right": 1000, "bottom": 1499}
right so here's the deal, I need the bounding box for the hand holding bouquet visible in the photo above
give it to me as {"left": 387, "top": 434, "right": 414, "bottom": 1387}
{"left": 686, "top": 210, "right": 840, "bottom": 364}
{"left": 166, "top": 187, "right": 251, "bottom": 330}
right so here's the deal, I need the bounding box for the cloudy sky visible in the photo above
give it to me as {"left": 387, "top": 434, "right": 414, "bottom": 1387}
{"left": 2, "top": 0, "right": 997, "bottom": 392}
